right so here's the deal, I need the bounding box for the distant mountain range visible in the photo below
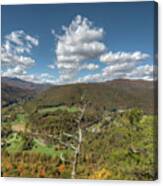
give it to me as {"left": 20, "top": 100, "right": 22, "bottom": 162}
{"left": 1, "top": 77, "right": 51, "bottom": 92}
{"left": 1, "top": 77, "right": 51, "bottom": 107}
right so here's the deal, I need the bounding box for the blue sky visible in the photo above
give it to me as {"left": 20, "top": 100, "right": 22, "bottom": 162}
{"left": 1, "top": 1, "right": 156, "bottom": 84}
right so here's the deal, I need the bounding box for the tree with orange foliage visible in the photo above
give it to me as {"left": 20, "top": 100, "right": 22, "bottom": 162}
{"left": 39, "top": 167, "right": 46, "bottom": 177}
{"left": 58, "top": 164, "right": 65, "bottom": 174}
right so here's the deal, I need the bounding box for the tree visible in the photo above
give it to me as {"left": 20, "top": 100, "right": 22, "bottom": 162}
{"left": 56, "top": 94, "right": 88, "bottom": 179}
{"left": 71, "top": 101, "right": 87, "bottom": 178}
{"left": 26, "top": 94, "right": 89, "bottom": 179}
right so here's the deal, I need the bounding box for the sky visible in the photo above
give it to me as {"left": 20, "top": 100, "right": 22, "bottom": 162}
{"left": 1, "top": 1, "right": 157, "bottom": 84}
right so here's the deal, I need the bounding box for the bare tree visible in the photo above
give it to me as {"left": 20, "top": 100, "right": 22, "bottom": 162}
{"left": 26, "top": 94, "right": 88, "bottom": 179}
{"left": 71, "top": 102, "right": 87, "bottom": 178}
{"left": 56, "top": 94, "right": 88, "bottom": 178}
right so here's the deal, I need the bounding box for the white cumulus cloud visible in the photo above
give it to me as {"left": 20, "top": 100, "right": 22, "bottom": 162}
{"left": 1, "top": 66, "right": 27, "bottom": 77}
{"left": 48, "top": 64, "right": 56, "bottom": 69}
{"left": 1, "top": 30, "right": 39, "bottom": 77}
{"left": 98, "top": 50, "right": 152, "bottom": 81}
{"left": 100, "top": 51, "right": 149, "bottom": 64}
{"left": 126, "top": 64, "right": 155, "bottom": 80}
{"left": 77, "top": 73, "right": 101, "bottom": 83}
{"left": 77, "top": 63, "right": 154, "bottom": 83}
{"left": 54, "top": 15, "right": 106, "bottom": 83}
{"left": 80, "top": 63, "right": 99, "bottom": 71}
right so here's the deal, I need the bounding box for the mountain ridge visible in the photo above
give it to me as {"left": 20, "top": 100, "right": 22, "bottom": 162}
{"left": 1, "top": 77, "right": 51, "bottom": 92}
{"left": 24, "top": 79, "right": 156, "bottom": 114}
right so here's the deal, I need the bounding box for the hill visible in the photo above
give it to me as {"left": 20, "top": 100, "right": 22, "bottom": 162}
{"left": 1, "top": 77, "right": 51, "bottom": 92}
{"left": 1, "top": 77, "right": 51, "bottom": 107}
{"left": 1, "top": 79, "right": 157, "bottom": 180}
{"left": 1, "top": 82, "right": 34, "bottom": 107}
{"left": 25, "top": 79, "right": 157, "bottom": 114}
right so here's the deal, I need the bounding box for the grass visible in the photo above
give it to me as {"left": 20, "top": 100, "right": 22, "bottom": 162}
{"left": 38, "top": 106, "right": 79, "bottom": 114}
{"left": 5, "top": 134, "right": 72, "bottom": 159}
{"left": 12, "top": 113, "right": 26, "bottom": 125}
{"left": 5, "top": 133, "right": 25, "bottom": 153}
{"left": 10, "top": 113, "right": 27, "bottom": 132}
{"left": 31, "top": 138, "right": 72, "bottom": 158}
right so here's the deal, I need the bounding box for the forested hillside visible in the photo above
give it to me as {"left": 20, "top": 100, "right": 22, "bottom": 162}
{"left": 1, "top": 79, "right": 157, "bottom": 180}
